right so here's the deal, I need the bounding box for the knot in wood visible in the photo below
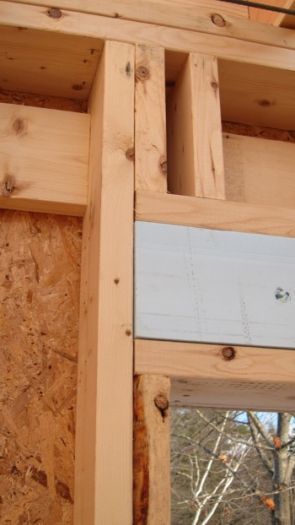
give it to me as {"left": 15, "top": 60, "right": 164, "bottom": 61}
{"left": 159, "top": 157, "right": 167, "bottom": 175}
{"left": 47, "top": 7, "right": 63, "bottom": 19}
{"left": 211, "top": 13, "right": 226, "bottom": 27}
{"left": 154, "top": 393, "right": 169, "bottom": 419}
{"left": 2, "top": 175, "right": 16, "bottom": 197}
{"left": 125, "top": 147, "right": 135, "bottom": 161}
{"left": 12, "top": 118, "right": 26, "bottom": 136}
{"left": 221, "top": 346, "right": 236, "bottom": 361}
{"left": 136, "top": 65, "right": 150, "bottom": 82}
{"left": 125, "top": 62, "right": 132, "bottom": 77}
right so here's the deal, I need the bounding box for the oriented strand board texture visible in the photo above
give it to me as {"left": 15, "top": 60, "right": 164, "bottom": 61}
{"left": 0, "top": 210, "right": 82, "bottom": 524}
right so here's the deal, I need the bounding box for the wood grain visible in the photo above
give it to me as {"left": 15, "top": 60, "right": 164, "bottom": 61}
{"left": 135, "top": 45, "right": 167, "bottom": 192}
{"left": 6, "top": 0, "right": 248, "bottom": 23}
{"left": 0, "top": 102, "right": 89, "bottom": 216}
{"left": 8, "top": 0, "right": 295, "bottom": 50}
{"left": 275, "top": 0, "right": 295, "bottom": 28}
{"left": 167, "top": 54, "right": 224, "bottom": 198}
{"left": 1, "top": 2, "right": 295, "bottom": 70}
{"left": 74, "top": 41, "right": 134, "bottom": 524}
{"left": 0, "top": 210, "right": 81, "bottom": 524}
{"left": 224, "top": 133, "right": 295, "bottom": 208}
{"left": 219, "top": 59, "right": 295, "bottom": 131}
{"left": 135, "top": 339, "right": 295, "bottom": 411}
{"left": 0, "top": 24, "right": 102, "bottom": 100}
{"left": 136, "top": 190, "right": 295, "bottom": 237}
{"left": 134, "top": 375, "right": 171, "bottom": 525}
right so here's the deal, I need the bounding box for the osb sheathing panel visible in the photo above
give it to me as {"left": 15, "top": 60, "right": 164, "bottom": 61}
{"left": 0, "top": 210, "right": 82, "bottom": 524}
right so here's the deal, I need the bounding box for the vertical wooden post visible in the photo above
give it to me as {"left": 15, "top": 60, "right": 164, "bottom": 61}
{"left": 74, "top": 41, "right": 135, "bottom": 524}
{"left": 135, "top": 45, "right": 167, "bottom": 193}
{"left": 134, "top": 375, "right": 171, "bottom": 525}
{"left": 167, "top": 53, "right": 225, "bottom": 199}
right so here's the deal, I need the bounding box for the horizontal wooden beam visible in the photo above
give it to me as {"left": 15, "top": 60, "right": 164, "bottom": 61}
{"left": 1, "top": 2, "right": 295, "bottom": 70}
{"left": 0, "top": 102, "right": 89, "bottom": 215}
{"left": 136, "top": 190, "right": 295, "bottom": 237}
{"left": 6, "top": 0, "right": 295, "bottom": 51}
{"left": 135, "top": 339, "right": 295, "bottom": 411}
{"left": 6, "top": 0, "right": 248, "bottom": 22}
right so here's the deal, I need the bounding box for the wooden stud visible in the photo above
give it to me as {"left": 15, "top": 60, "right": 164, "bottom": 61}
{"left": 1, "top": 2, "right": 295, "bottom": 70}
{"left": 167, "top": 53, "right": 225, "bottom": 198}
{"left": 135, "top": 45, "right": 167, "bottom": 192}
{"left": 136, "top": 190, "right": 295, "bottom": 238}
{"left": 74, "top": 41, "right": 134, "bottom": 525}
{"left": 134, "top": 374, "right": 171, "bottom": 525}
{"left": 0, "top": 102, "right": 89, "bottom": 215}
{"left": 135, "top": 339, "right": 295, "bottom": 411}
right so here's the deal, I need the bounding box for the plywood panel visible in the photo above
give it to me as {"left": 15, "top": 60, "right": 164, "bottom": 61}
{"left": 223, "top": 133, "right": 295, "bottom": 208}
{"left": 135, "top": 221, "right": 295, "bottom": 348}
{"left": 0, "top": 102, "right": 89, "bottom": 215}
{"left": 0, "top": 210, "right": 81, "bottom": 523}
{"left": 0, "top": 88, "right": 87, "bottom": 112}
{"left": 219, "top": 59, "right": 295, "bottom": 130}
{"left": 0, "top": 25, "right": 102, "bottom": 100}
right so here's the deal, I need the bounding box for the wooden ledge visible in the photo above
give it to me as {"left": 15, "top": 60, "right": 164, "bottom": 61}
{"left": 136, "top": 190, "right": 295, "bottom": 237}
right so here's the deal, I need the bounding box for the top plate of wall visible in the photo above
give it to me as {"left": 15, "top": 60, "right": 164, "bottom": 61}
{"left": 135, "top": 222, "right": 295, "bottom": 348}
{"left": 0, "top": 25, "right": 102, "bottom": 100}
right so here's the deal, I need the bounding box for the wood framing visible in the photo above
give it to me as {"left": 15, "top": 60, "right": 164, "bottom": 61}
{"left": 224, "top": 134, "right": 295, "bottom": 207}
{"left": 167, "top": 53, "right": 225, "bottom": 198}
{"left": 0, "top": 24, "right": 102, "bottom": 100}
{"left": 6, "top": 0, "right": 295, "bottom": 49}
{"left": 135, "top": 45, "right": 167, "bottom": 193}
{"left": 1, "top": 2, "right": 295, "bottom": 68}
{"left": 135, "top": 340, "right": 295, "bottom": 411}
{"left": 134, "top": 375, "right": 171, "bottom": 525}
{"left": 136, "top": 191, "right": 295, "bottom": 237}
{"left": 75, "top": 41, "right": 134, "bottom": 524}
{"left": 1, "top": 1, "right": 295, "bottom": 523}
{"left": 0, "top": 102, "right": 89, "bottom": 215}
